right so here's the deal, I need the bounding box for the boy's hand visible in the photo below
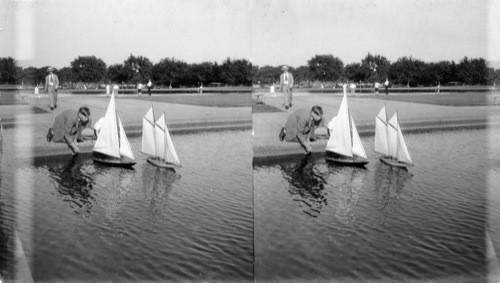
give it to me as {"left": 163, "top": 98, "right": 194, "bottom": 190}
{"left": 304, "top": 141, "right": 312, "bottom": 152}
{"left": 71, "top": 141, "right": 79, "bottom": 153}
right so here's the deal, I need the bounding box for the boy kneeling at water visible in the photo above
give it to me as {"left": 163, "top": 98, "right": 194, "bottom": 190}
{"left": 46, "top": 106, "right": 95, "bottom": 155}
{"left": 278, "top": 105, "right": 329, "bottom": 155}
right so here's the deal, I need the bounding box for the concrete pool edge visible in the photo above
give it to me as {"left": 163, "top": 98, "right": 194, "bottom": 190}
{"left": 11, "top": 119, "right": 252, "bottom": 160}
{"left": 9, "top": 117, "right": 496, "bottom": 160}
{"left": 252, "top": 119, "right": 498, "bottom": 161}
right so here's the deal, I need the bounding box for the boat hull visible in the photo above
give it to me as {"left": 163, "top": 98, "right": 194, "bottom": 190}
{"left": 92, "top": 152, "right": 136, "bottom": 167}
{"left": 325, "top": 151, "right": 368, "bottom": 167}
{"left": 147, "top": 157, "right": 180, "bottom": 169}
{"left": 380, "top": 156, "right": 411, "bottom": 169}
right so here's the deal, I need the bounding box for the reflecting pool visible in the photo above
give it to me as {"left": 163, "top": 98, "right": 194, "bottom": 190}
{"left": 1, "top": 130, "right": 253, "bottom": 282}
{"left": 254, "top": 129, "right": 490, "bottom": 282}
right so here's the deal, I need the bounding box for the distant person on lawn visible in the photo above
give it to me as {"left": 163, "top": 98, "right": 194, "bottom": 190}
{"left": 374, "top": 81, "right": 380, "bottom": 94}
{"left": 147, "top": 79, "right": 153, "bottom": 96}
{"left": 278, "top": 105, "right": 328, "bottom": 155}
{"left": 46, "top": 106, "right": 95, "bottom": 156}
{"left": 45, "top": 67, "right": 59, "bottom": 110}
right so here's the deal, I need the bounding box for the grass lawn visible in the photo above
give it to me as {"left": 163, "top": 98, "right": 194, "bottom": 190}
{"left": 120, "top": 92, "right": 252, "bottom": 108}
{"left": 252, "top": 101, "right": 284, "bottom": 113}
{"left": 118, "top": 92, "right": 284, "bottom": 113}
{"left": 368, "top": 92, "right": 493, "bottom": 106}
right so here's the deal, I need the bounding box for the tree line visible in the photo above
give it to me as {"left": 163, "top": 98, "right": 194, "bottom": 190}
{"left": 0, "top": 55, "right": 252, "bottom": 88}
{"left": 252, "top": 54, "right": 500, "bottom": 87}
{"left": 1, "top": 53, "right": 499, "bottom": 88}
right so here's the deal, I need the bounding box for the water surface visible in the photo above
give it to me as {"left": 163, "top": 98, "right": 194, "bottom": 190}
{"left": 254, "top": 129, "right": 489, "bottom": 282}
{"left": 1, "top": 130, "right": 253, "bottom": 282}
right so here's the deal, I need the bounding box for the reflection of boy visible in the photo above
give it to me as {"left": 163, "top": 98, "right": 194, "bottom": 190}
{"left": 279, "top": 106, "right": 327, "bottom": 154}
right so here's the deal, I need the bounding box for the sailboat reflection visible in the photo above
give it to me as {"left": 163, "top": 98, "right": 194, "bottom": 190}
{"left": 140, "top": 163, "right": 181, "bottom": 222}
{"left": 374, "top": 162, "right": 413, "bottom": 221}
{"left": 334, "top": 166, "right": 367, "bottom": 225}
{"left": 281, "top": 155, "right": 328, "bottom": 217}
{"left": 47, "top": 155, "right": 96, "bottom": 216}
{"left": 92, "top": 164, "right": 136, "bottom": 221}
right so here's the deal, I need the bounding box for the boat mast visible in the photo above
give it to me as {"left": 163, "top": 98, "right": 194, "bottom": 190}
{"left": 395, "top": 111, "right": 400, "bottom": 162}
{"left": 116, "top": 112, "right": 121, "bottom": 150}
{"left": 384, "top": 105, "right": 389, "bottom": 157}
{"left": 152, "top": 105, "right": 157, "bottom": 159}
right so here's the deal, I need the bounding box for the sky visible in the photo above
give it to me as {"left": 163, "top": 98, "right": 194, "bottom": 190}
{"left": 0, "top": 0, "right": 499, "bottom": 69}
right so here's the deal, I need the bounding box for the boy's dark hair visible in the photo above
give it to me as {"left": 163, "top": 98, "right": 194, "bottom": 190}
{"left": 311, "top": 105, "right": 323, "bottom": 116}
{"left": 79, "top": 106, "right": 91, "bottom": 117}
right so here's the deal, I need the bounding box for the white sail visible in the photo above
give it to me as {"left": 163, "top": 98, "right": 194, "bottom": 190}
{"left": 155, "top": 114, "right": 166, "bottom": 160}
{"left": 387, "top": 112, "right": 399, "bottom": 159}
{"left": 327, "top": 116, "right": 336, "bottom": 132}
{"left": 396, "top": 121, "right": 413, "bottom": 165}
{"left": 141, "top": 106, "right": 156, "bottom": 157}
{"left": 118, "top": 117, "right": 135, "bottom": 160}
{"left": 326, "top": 93, "right": 352, "bottom": 157}
{"left": 351, "top": 116, "right": 367, "bottom": 159}
{"left": 163, "top": 112, "right": 181, "bottom": 166}
{"left": 93, "top": 93, "right": 120, "bottom": 158}
{"left": 374, "top": 105, "right": 389, "bottom": 155}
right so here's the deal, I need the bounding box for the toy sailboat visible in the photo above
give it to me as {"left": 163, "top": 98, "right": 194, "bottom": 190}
{"left": 375, "top": 105, "right": 414, "bottom": 168}
{"left": 141, "top": 106, "right": 181, "bottom": 169}
{"left": 325, "top": 93, "right": 368, "bottom": 167}
{"left": 92, "top": 93, "right": 136, "bottom": 167}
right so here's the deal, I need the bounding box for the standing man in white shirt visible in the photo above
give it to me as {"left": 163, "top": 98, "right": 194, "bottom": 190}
{"left": 45, "top": 67, "right": 59, "bottom": 110}
{"left": 137, "top": 82, "right": 143, "bottom": 96}
{"left": 147, "top": 79, "right": 153, "bottom": 96}
{"left": 280, "top": 65, "right": 294, "bottom": 109}
{"left": 384, "top": 78, "right": 389, "bottom": 95}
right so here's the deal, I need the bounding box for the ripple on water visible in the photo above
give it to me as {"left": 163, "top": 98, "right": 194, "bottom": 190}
{"left": 1, "top": 130, "right": 253, "bottom": 281}
{"left": 254, "top": 129, "right": 488, "bottom": 281}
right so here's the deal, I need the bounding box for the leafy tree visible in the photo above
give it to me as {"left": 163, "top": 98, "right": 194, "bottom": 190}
{"left": 424, "top": 61, "right": 455, "bottom": 86}
{"left": 0, "top": 57, "right": 18, "bottom": 84}
{"left": 189, "top": 61, "right": 219, "bottom": 86}
{"left": 251, "top": 65, "right": 259, "bottom": 84}
{"left": 108, "top": 64, "right": 128, "bottom": 84}
{"left": 487, "top": 68, "right": 500, "bottom": 86}
{"left": 123, "top": 54, "right": 153, "bottom": 83}
{"left": 20, "top": 66, "right": 50, "bottom": 86}
{"left": 293, "top": 65, "right": 312, "bottom": 85}
{"left": 457, "top": 57, "right": 488, "bottom": 85}
{"left": 71, "top": 56, "right": 107, "bottom": 83}
{"left": 253, "top": 65, "right": 281, "bottom": 85}
{"left": 57, "top": 67, "right": 76, "bottom": 85}
{"left": 307, "top": 54, "right": 344, "bottom": 82}
{"left": 20, "top": 67, "right": 37, "bottom": 85}
{"left": 389, "top": 56, "right": 425, "bottom": 86}
{"left": 360, "top": 53, "right": 391, "bottom": 83}
{"left": 344, "top": 63, "right": 364, "bottom": 82}
{"left": 219, "top": 58, "right": 252, "bottom": 86}
{"left": 151, "top": 57, "right": 189, "bottom": 88}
